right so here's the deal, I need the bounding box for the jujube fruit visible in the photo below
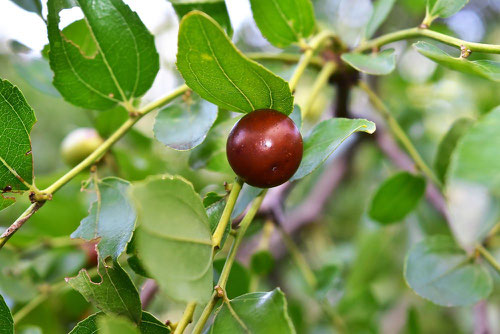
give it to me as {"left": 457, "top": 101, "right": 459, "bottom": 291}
{"left": 61, "top": 128, "right": 104, "bottom": 167}
{"left": 226, "top": 109, "right": 303, "bottom": 188}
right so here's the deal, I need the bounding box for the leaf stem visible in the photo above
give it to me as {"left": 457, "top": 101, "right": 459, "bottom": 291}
{"left": 302, "top": 61, "right": 337, "bottom": 116}
{"left": 358, "top": 81, "right": 443, "bottom": 189}
{"left": 288, "top": 30, "right": 338, "bottom": 92}
{"left": 355, "top": 27, "right": 500, "bottom": 54}
{"left": 0, "top": 85, "right": 189, "bottom": 251}
{"left": 476, "top": 244, "right": 500, "bottom": 274}
{"left": 192, "top": 191, "right": 267, "bottom": 334}
{"left": 173, "top": 301, "right": 197, "bottom": 334}
{"left": 212, "top": 178, "right": 243, "bottom": 249}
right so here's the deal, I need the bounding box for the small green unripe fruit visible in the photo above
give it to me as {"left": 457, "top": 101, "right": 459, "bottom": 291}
{"left": 61, "top": 128, "right": 104, "bottom": 166}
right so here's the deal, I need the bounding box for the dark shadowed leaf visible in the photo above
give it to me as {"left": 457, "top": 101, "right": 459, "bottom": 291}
{"left": 132, "top": 175, "right": 213, "bottom": 303}
{"left": 47, "top": 0, "right": 159, "bottom": 109}
{"left": 67, "top": 260, "right": 142, "bottom": 323}
{"left": 341, "top": 49, "right": 396, "bottom": 75}
{"left": 177, "top": 11, "right": 293, "bottom": 115}
{"left": 249, "top": 0, "right": 315, "bottom": 48}
{"left": 169, "top": 0, "right": 232, "bottom": 35}
{"left": 0, "top": 79, "right": 36, "bottom": 200}
{"left": 154, "top": 93, "right": 218, "bottom": 150}
{"left": 0, "top": 294, "right": 13, "bottom": 334}
{"left": 9, "top": 0, "right": 42, "bottom": 17}
{"left": 404, "top": 235, "right": 492, "bottom": 306}
{"left": 250, "top": 250, "right": 275, "bottom": 275}
{"left": 414, "top": 42, "right": 500, "bottom": 82}
{"left": 72, "top": 177, "right": 136, "bottom": 260}
{"left": 368, "top": 172, "right": 426, "bottom": 224}
{"left": 434, "top": 117, "right": 474, "bottom": 183}
{"left": 291, "top": 118, "right": 375, "bottom": 181}
{"left": 209, "top": 289, "right": 295, "bottom": 333}
{"left": 213, "top": 259, "right": 250, "bottom": 299}
{"left": 364, "top": 0, "right": 397, "bottom": 38}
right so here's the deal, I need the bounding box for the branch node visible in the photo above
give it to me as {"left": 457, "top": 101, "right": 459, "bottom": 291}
{"left": 215, "top": 285, "right": 225, "bottom": 298}
{"left": 460, "top": 44, "right": 472, "bottom": 58}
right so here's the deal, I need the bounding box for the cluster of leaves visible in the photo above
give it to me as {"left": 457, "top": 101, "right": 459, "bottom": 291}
{"left": 0, "top": 0, "right": 499, "bottom": 333}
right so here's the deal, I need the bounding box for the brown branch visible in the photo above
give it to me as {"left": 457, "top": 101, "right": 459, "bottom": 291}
{"left": 140, "top": 279, "right": 159, "bottom": 310}
{"left": 0, "top": 201, "right": 45, "bottom": 248}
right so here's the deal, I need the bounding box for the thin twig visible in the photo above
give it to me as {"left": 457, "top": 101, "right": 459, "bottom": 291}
{"left": 0, "top": 201, "right": 44, "bottom": 248}
{"left": 140, "top": 279, "right": 159, "bottom": 310}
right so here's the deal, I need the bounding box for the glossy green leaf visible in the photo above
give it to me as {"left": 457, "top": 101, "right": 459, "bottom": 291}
{"left": 98, "top": 315, "right": 139, "bottom": 334}
{"left": 434, "top": 118, "right": 474, "bottom": 183}
{"left": 209, "top": 289, "right": 295, "bottom": 333}
{"left": 67, "top": 260, "right": 142, "bottom": 323}
{"left": 414, "top": 42, "right": 500, "bottom": 82}
{"left": 70, "top": 312, "right": 170, "bottom": 334}
{"left": 132, "top": 175, "right": 213, "bottom": 303}
{"left": 170, "top": 0, "right": 232, "bottom": 35}
{"left": 71, "top": 177, "right": 136, "bottom": 260}
{"left": 404, "top": 235, "right": 492, "bottom": 306}
{"left": 154, "top": 94, "right": 218, "bottom": 150}
{"left": 250, "top": 250, "right": 275, "bottom": 275}
{"left": 47, "top": 0, "right": 159, "bottom": 110}
{"left": 341, "top": 49, "right": 396, "bottom": 75}
{"left": 213, "top": 259, "right": 250, "bottom": 299}
{"left": 0, "top": 294, "right": 13, "bottom": 334}
{"left": 368, "top": 172, "right": 426, "bottom": 224}
{"left": 177, "top": 11, "right": 294, "bottom": 115}
{"left": 446, "top": 107, "right": 500, "bottom": 248}
{"left": 427, "top": 0, "right": 469, "bottom": 19}
{"left": 0, "top": 79, "right": 36, "bottom": 195}
{"left": 249, "top": 0, "right": 315, "bottom": 48}
{"left": 9, "top": 0, "right": 42, "bottom": 17}
{"left": 364, "top": 0, "right": 397, "bottom": 38}
{"left": 290, "top": 118, "right": 376, "bottom": 181}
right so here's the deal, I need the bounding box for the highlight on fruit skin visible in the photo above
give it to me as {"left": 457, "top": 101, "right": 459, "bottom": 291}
{"left": 226, "top": 109, "right": 303, "bottom": 188}
{"left": 60, "top": 128, "right": 104, "bottom": 167}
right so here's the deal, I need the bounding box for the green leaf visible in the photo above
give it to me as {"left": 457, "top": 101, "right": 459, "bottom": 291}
{"left": 169, "top": 0, "right": 232, "bottom": 35}
{"left": 132, "top": 175, "right": 213, "bottom": 303}
{"left": 250, "top": 250, "right": 275, "bottom": 275}
{"left": 413, "top": 41, "right": 500, "bottom": 82}
{"left": 434, "top": 118, "right": 474, "bottom": 183}
{"left": 231, "top": 184, "right": 263, "bottom": 219}
{"left": 13, "top": 58, "right": 60, "bottom": 97}
{"left": 404, "top": 235, "right": 492, "bottom": 306}
{"left": 341, "top": 49, "right": 396, "bottom": 75}
{"left": 213, "top": 259, "right": 250, "bottom": 299}
{"left": 446, "top": 106, "right": 500, "bottom": 248}
{"left": 206, "top": 193, "right": 230, "bottom": 249}
{"left": 209, "top": 289, "right": 295, "bottom": 333}
{"left": 9, "top": 0, "right": 42, "bottom": 17}
{"left": 67, "top": 260, "right": 142, "bottom": 323}
{"left": 154, "top": 93, "right": 218, "bottom": 150}
{"left": 177, "top": 11, "right": 294, "bottom": 115}
{"left": 315, "top": 265, "right": 342, "bottom": 300}
{"left": 0, "top": 294, "right": 13, "bottom": 334}
{"left": 70, "top": 312, "right": 170, "bottom": 334}
{"left": 95, "top": 107, "right": 129, "bottom": 138}
{"left": 249, "top": 0, "right": 315, "bottom": 48}
{"left": 368, "top": 172, "right": 426, "bottom": 224}
{"left": 0, "top": 196, "right": 15, "bottom": 212}
{"left": 0, "top": 79, "right": 36, "bottom": 195}
{"left": 427, "top": 0, "right": 469, "bottom": 19}
{"left": 290, "top": 105, "right": 302, "bottom": 131}
{"left": 188, "top": 117, "right": 236, "bottom": 175}
{"left": 0, "top": 249, "right": 38, "bottom": 303}
{"left": 98, "top": 315, "right": 140, "bottom": 334}
{"left": 71, "top": 177, "right": 136, "bottom": 260}
{"left": 364, "top": 0, "right": 397, "bottom": 39}
{"left": 290, "top": 118, "right": 376, "bottom": 181}
{"left": 47, "top": 0, "right": 159, "bottom": 110}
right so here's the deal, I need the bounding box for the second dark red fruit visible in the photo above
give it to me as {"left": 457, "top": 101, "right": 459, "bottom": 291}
{"left": 226, "top": 109, "right": 303, "bottom": 188}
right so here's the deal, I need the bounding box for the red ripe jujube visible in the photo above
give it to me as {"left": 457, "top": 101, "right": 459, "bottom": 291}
{"left": 226, "top": 109, "right": 303, "bottom": 188}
